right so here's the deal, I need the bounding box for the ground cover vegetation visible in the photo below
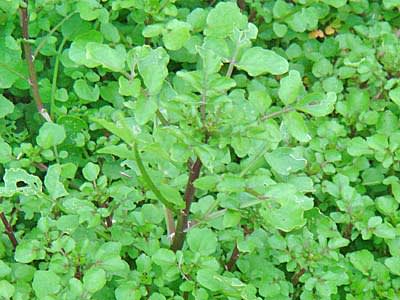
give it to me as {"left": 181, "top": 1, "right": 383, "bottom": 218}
{"left": 1, "top": 0, "right": 400, "bottom": 299}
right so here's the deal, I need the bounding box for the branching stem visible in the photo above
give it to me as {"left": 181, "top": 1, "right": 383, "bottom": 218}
{"left": 33, "top": 11, "right": 76, "bottom": 59}
{"left": 19, "top": 0, "right": 51, "bottom": 121}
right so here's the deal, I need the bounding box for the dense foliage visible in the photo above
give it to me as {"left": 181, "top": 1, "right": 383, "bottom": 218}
{"left": 1, "top": 0, "right": 400, "bottom": 299}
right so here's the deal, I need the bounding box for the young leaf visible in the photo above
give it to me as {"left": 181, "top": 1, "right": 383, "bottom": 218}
{"left": 83, "top": 268, "right": 107, "bottom": 294}
{"left": 205, "top": 2, "right": 247, "bottom": 38}
{"left": 283, "top": 111, "right": 311, "bottom": 143}
{"left": 278, "top": 70, "right": 304, "bottom": 105}
{"left": 136, "top": 47, "right": 169, "bottom": 95}
{"left": 237, "top": 47, "right": 289, "bottom": 76}
{"left": 0, "top": 95, "right": 14, "bottom": 118}
{"left": 44, "top": 164, "right": 68, "bottom": 199}
{"left": 36, "top": 122, "right": 66, "bottom": 149}
{"left": 86, "top": 42, "right": 126, "bottom": 72}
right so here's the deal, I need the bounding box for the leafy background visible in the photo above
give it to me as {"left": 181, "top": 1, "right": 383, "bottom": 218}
{"left": 1, "top": 0, "right": 400, "bottom": 299}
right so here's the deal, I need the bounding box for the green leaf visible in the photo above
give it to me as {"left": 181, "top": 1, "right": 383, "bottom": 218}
{"left": 374, "top": 223, "right": 396, "bottom": 239}
{"left": 44, "top": 164, "right": 68, "bottom": 199}
{"left": 136, "top": 47, "right": 169, "bottom": 95}
{"left": 296, "top": 92, "right": 337, "bottom": 117}
{"left": 217, "top": 174, "right": 245, "bottom": 193}
{"left": 0, "top": 168, "right": 42, "bottom": 197}
{"left": 273, "top": 23, "right": 288, "bottom": 37}
{"left": 312, "top": 58, "right": 333, "bottom": 78}
{"left": 69, "top": 30, "right": 103, "bottom": 66}
{"left": 389, "top": 86, "right": 400, "bottom": 107}
{"left": 86, "top": 42, "right": 126, "bottom": 72}
{"left": 0, "top": 280, "right": 14, "bottom": 299}
{"left": 205, "top": 2, "right": 247, "bottom": 38}
{"left": 278, "top": 70, "right": 304, "bottom": 105}
{"left": 73, "top": 79, "right": 100, "bottom": 103}
{"left": 158, "top": 184, "right": 185, "bottom": 209}
{"left": 0, "top": 95, "right": 14, "bottom": 118}
{"left": 347, "top": 137, "right": 373, "bottom": 156}
{"left": 328, "top": 237, "right": 350, "bottom": 249}
{"left": 135, "top": 96, "right": 158, "bottom": 125}
{"left": 77, "top": 0, "right": 102, "bottom": 21}
{"left": 348, "top": 250, "right": 374, "bottom": 275}
{"left": 385, "top": 257, "right": 400, "bottom": 276}
{"left": 32, "top": 270, "right": 61, "bottom": 297}
{"left": 36, "top": 122, "right": 66, "bottom": 149}
{"left": 118, "top": 77, "right": 141, "bottom": 97}
{"left": 97, "top": 144, "right": 136, "bottom": 160}
{"left": 198, "top": 46, "right": 222, "bottom": 75}
{"left": 265, "top": 147, "right": 307, "bottom": 175}
{"left": 0, "top": 260, "right": 11, "bottom": 278}
{"left": 187, "top": 228, "right": 217, "bottom": 256}
{"left": 237, "top": 47, "right": 289, "bottom": 76}
{"left": 152, "top": 248, "right": 176, "bottom": 266}
{"left": 142, "top": 24, "right": 164, "bottom": 37}
{"left": 283, "top": 111, "right": 311, "bottom": 143}
{"left": 82, "top": 162, "right": 100, "bottom": 181}
{"left": 196, "top": 269, "right": 223, "bottom": 291}
{"left": 163, "top": 20, "right": 192, "bottom": 51}
{"left": 115, "top": 284, "right": 141, "bottom": 300}
{"left": 383, "top": 0, "right": 400, "bottom": 9}
{"left": 91, "top": 117, "right": 136, "bottom": 145}
{"left": 194, "top": 175, "right": 219, "bottom": 191}
{"left": 375, "top": 196, "right": 398, "bottom": 216}
{"left": 223, "top": 210, "right": 241, "bottom": 228}
{"left": 0, "top": 141, "right": 12, "bottom": 164}
{"left": 15, "top": 240, "right": 43, "bottom": 263}
{"left": 273, "top": 0, "right": 293, "bottom": 19}
{"left": 83, "top": 267, "right": 107, "bottom": 294}
{"left": 322, "top": 0, "right": 347, "bottom": 7}
{"left": 56, "top": 215, "right": 80, "bottom": 232}
{"left": 261, "top": 183, "right": 313, "bottom": 232}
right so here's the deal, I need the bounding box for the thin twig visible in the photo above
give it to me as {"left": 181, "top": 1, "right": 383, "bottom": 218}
{"left": 0, "top": 212, "right": 18, "bottom": 249}
{"left": 50, "top": 36, "right": 67, "bottom": 120}
{"left": 260, "top": 106, "right": 294, "bottom": 121}
{"left": 33, "top": 11, "right": 76, "bottom": 59}
{"left": 19, "top": 0, "right": 51, "bottom": 122}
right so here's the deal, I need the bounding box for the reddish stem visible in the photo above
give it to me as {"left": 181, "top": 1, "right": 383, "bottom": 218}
{"left": 19, "top": 1, "right": 50, "bottom": 121}
{"left": 292, "top": 268, "right": 306, "bottom": 286}
{"left": 225, "top": 244, "right": 240, "bottom": 271}
{"left": 0, "top": 212, "right": 18, "bottom": 249}
{"left": 171, "top": 158, "right": 202, "bottom": 252}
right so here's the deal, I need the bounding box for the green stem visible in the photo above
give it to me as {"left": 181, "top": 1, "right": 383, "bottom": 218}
{"left": 53, "top": 145, "right": 60, "bottom": 164}
{"left": 50, "top": 37, "right": 67, "bottom": 120}
{"left": 33, "top": 11, "right": 76, "bottom": 59}
{"left": 239, "top": 142, "right": 269, "bottom": 177}
{"left": 226, "top": 38, "right": 241, "bottom": 78}
{"left": 261, "top": 106, "right": 294, "bottom": 121}
{"left": 134, "top": 144, "right": 176, "bottom": 211}
{"left": 156, "top": 110, "right": 169, "bottom": 126}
